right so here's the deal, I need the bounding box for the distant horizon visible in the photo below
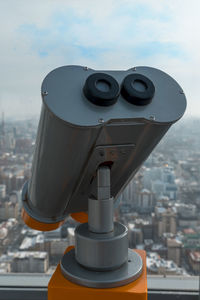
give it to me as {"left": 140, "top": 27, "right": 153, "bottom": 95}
{"left": 2, "top": 113, "right": 200, "bottom": 123}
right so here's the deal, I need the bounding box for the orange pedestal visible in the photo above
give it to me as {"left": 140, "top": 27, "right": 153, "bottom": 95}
{"left": 48, "top": 249, "right": 147, "bottom": 300}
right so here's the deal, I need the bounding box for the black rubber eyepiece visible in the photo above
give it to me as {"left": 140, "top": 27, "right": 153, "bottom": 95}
{"left": 83, "top": 73, "right": 120, "bottom": 106}
{"left": 121, "top": 73, "right": 155, "bottom": 106}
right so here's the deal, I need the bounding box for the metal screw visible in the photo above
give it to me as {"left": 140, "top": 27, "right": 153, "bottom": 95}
{"left": 149, "top": 116, "right": 155, "bottom": 121}
{"left": 132, "top": 67, "right": 136, "bottom": 71}
{"left": 99, "top": 150, "right": 104, "bottom": 157}
{"left": 98, "top": 118, "right": 104, "bottom": 124}
{"left": 83, "top": 66, "right": 88, "bottom": 71}
{"left": 42, "top": 91, "right": 48, "bottom": 96}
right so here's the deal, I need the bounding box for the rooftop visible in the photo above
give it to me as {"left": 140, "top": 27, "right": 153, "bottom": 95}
{"left": 190, "top": 251, "right": 200, "bottom": 262}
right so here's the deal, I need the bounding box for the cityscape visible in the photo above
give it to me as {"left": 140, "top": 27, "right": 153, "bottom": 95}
{"left": 0, "top": 115, "right": 200, "bottom": 276}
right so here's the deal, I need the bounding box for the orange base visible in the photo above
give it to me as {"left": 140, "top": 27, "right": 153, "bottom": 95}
{"left": 48, "top": 249, "right": 147, "bottom": 300}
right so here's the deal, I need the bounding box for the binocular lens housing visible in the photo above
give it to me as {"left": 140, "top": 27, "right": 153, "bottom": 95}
{"left": 21, "top": 65, "right": 186, "bottom": 230}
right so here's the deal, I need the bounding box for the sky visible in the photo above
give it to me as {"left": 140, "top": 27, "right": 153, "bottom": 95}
{"left": 0, "top": 0, "right": 199, "bottom": 119}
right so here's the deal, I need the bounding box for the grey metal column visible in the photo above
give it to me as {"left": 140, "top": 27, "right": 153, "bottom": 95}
{"left": 60, "top": 165, "right": 143, "bottom": 288}
{"left": 75, "top": 166, "right": 128, "bottom": 271}
{"left": 88, "top": 166, "right": 113, "bottom": 233}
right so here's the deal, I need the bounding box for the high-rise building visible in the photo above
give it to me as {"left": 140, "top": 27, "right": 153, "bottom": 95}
{"left": 142, "top": 165, "right": 177, "bottom": 200}
{"left": 137, "top": 188, "right": 155, "bottom": 213}
{"left": 0, "top": 184, "right": 6, "bottom": 199}
{"left": 0, "top": 200, "right": 19, "bottom": 221}
{"left": 128, "top": 224, "right": 143, "bottom": 248}
{"left": 167, "top": 238, "right": 182, "bottom": 266}
{"left": 188, "top": 251, "right": 200, "bottom": 274}
{"left": 154, "top": 207, "right": 177, "bottom": 238}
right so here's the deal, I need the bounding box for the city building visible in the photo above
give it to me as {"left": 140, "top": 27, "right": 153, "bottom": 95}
{"left": 154, "top": 206, "right": 177, "bottom": 238}
{"left": 142, "top": 165, "right": 177, "bottom": 201}
{"left": 137, "top": 189, "right": 155, "bottom": 213}
{"left": 146, "top": 252, "right": 187, "bottom": 275}
{"left": 188, "top": 251, "right": 200, "bottom": 274}
{"left": 128, "top": 224, "right": 143, "bottom": 248}
{"left": 0, "top": 184, "right": 6, "bottom": 199}
{"left": 151, "top": 244, "right": 167, "bottom": 259}
{"left": 0, "top": 254, "right": 12, "bottom": 273}
{"left": 0, "top": 200, "right": 19, "bottom": 221}
{"left": 11, "top": 251, "right": 49, "bottom": 273}
{"left": 46, "top": 239, "right": 69, "bottom": 258}
{"left": 134, "top": 218, "right": 154, "bottom": 240}
{"left": 157, "top": 195, "right": 170, "bottom": 208}
{"left": 167, "top": 237, "right": 182, "bottom": 266}
{"left": 0, "top": 262, "right": 10, "bottom": 273}
{"left": 20, "top": 234, "right": 69, "bottom": 259}
{"left": 175, "top": 203, "right": 197, "bottom": 218}
{"left": 182, "top": 228, "right": 200, "bottom": 249}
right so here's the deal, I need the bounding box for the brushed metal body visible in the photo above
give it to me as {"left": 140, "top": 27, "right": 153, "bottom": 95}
{"left": 22, "top": 65, "right": 186, "bottom": 224}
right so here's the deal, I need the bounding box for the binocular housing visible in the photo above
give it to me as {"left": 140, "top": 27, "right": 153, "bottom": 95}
{"left": 22, "top": 65, "right": 186, "bottom": 228}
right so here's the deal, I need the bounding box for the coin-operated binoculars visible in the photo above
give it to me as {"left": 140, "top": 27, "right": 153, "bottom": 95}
{"left": 21, "top": 65, "right": 186, "bottom": 300}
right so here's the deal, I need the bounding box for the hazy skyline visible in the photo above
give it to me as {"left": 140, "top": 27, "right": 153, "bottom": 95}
{"left": 0, "top": 0, "right": 199, "bottom": 119}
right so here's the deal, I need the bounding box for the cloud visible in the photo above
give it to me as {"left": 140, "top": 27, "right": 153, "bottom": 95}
{"left": 0, "top": 0, "right": 199, "bottom": 118}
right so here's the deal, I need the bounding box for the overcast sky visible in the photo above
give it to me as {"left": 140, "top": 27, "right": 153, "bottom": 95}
{"left": 0, "top": 0, "right": 199, "bottom": 119}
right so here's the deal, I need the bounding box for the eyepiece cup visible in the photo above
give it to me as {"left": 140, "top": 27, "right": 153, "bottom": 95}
{"left": 121, "top": 73, "right": 155, "bottom": 106}
{"left": 83, "top": 73, "right": 120, "bottom": 106}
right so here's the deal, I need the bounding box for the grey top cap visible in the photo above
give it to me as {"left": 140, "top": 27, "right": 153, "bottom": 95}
{"left": 41, "top": 65, "right": 187, "bottom": 126}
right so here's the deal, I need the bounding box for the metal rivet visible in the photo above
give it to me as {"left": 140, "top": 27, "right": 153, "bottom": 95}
{"left": 179, "top": 90, "right": 184, "bottom": 94}
{"left": 83, "top": 66, "right": 88, "bottom": 71}
{"left": 149, "top": 116, "right": 155, "bottom": 121}
{"left": 132, "top": 67, "right": 136, "bottom": 71}
{"left": 42, "top": 91, "right": 48, "bottom": 96}
{"left": 98, "top": 118, "right": 104, "bottom": 124}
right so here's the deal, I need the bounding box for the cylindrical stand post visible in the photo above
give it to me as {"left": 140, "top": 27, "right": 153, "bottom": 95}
{"left": 89, "top": 166, "right": 114, "bottom": 233}
{"left": 60, "top": 165, "right": 143, "bottom": 288}
{"left": 75, "top": 165, "right": 128, "bottom": 271}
